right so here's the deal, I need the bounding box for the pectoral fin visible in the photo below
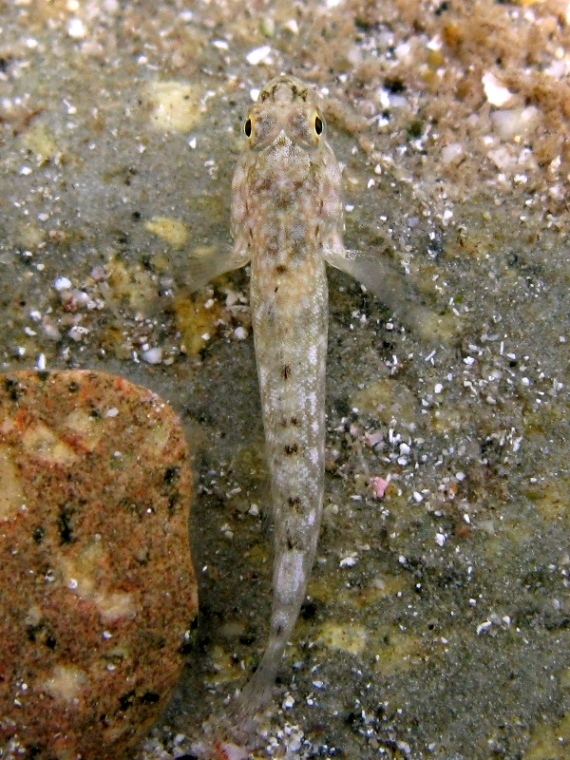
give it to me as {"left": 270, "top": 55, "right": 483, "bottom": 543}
{"left": 325, "top": 248, "right": 451, "bottom": 343}
{"left": 186, "top": 244, "right": 251, "bottom": 292}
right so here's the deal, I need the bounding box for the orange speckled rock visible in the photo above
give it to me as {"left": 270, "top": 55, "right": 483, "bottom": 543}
{"left": 0, "top": 370, "right": 197, "bottom": 759}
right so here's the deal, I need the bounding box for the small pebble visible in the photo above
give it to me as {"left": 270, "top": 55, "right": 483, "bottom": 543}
{"left": 54, "top": 276, "right": 72, "bottom": 291}
{"left": 246, "top": 45, "right": 272, "bottom": 65}
{"left": 142, "top": 347, "right": 163, "bottom": 364}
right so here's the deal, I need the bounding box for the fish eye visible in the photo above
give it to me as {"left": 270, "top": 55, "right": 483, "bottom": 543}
{"left": 314, "top": 115, "right": 323, "bottom": 135}
{"left": 244, "top": 118, "right": 252, "bottom": 137}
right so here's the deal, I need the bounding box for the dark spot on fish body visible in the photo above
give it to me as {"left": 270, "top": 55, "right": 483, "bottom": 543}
{"left": 287, "top": 495, "right": 303, "bottom": 514}
{"left": 284, "top": 443, "right": 299, "bottom": 455}
{"left": 255, "top": 177, "right": 273, "bottom": 194}
{"left": 275, "top": 264, "right": 287, "bottom": 274}
{"left": 276, "top": 194, "right": 292, "bottom": 210}
{"left": 280, "top": 415, "right": 300, "bottom": 428}
{"left": 284, "top": 529, "right": 305, "bottom": 550}
{"left": 282, "top": 364, "right": 291, "bottom": 380}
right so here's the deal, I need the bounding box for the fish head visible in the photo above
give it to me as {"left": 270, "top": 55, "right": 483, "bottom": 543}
{"left": 243, "top": 74, "right": 327, "bottom": 154}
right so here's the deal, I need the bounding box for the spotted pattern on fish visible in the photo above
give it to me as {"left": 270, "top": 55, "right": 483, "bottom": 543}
{"left": 226, "top": 75, "right": 350, "bottom": 718}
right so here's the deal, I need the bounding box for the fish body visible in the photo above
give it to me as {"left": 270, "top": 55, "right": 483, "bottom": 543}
{"left": 187, "top": 74, "right": 399, "bottom": 719}
{"left": 229, "top": 75, "right": 345, "bottom": 715}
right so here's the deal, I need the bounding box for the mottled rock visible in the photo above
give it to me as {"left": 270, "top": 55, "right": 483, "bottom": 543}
{"left": 0, "top": 370, "right": 197, "bottom": 759}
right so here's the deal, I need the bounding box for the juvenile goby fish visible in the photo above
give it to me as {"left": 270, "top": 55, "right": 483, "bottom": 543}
{"left": 189, "top": 74, "right": 405, "bottom": 718}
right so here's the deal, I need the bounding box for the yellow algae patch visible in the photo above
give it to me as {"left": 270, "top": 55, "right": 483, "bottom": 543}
{"left": 63, "top": 409, "right": 103, "bottom": 452}
{"left": 228, "top": 443, "right": 268, "bottom": 513}
{"left": 20, "top": 122, "right": 59, "bottom": 165}
{"left": 144, "top": 81, "right": 203, "bottom": 132}
{"left": 560, "top": 667, "right": 570, "bottom": 688}
{"left": 372, "top": 628, "right": 424, "bottom": 677}
{"left": 244, "top": 542, "right": 271, "bottom": 569}
{"left": 348, "top": 575, "right": 407, "bottom": 609}
{"left": 523, "top": 712, "right": 570, "bottom": 759}
{"left": 174, "top": 290, "right": 224, "bottom": 357}
{"left": 339, "top": 574, "right": 407, "bottom": 609}
{"left": 106, "top": 256, "right": 157, "bottom": 311}
{"left": 145, "top": 216, "right": 189, "bottom": 250}
{"left": 0, "top": 444, "right": 25, "bottom": 520}
{"left": 317, "top": 621, "right": 368, "bottom": 655}
{"left": 15, "top": 222, "right": 46, "bottom": 251}
{"left": 204, "top": 644, "right": 248, "bottom": 686}
{"left": 415, "top": 308, "right": 458, "bottom": 345}
{"left": 39, "top": 665, "right": 87, "bottom": 703}
{"left": 525, "top": 477, "right": 569, "bottom": 523}
{"left": 308, "top": 572, "right": 406, "bottom": 611}
{"left": 352, "top": 378, "right": 418, "bottom": 427}
{"left": 429, "top": 402, "right": 466, "bottom": 436}
{"left": 22, "top": 422, "right": 77, "bottom": 465}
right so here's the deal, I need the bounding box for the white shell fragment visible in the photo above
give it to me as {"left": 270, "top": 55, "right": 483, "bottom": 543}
{"left": 441, "top": 143, "right": 463, "bottom": 165}
{"left": 67, "top": 18, "right": 87, "bottom": 40}
{"left": 54, "top": 276, "right": 72, "bottom": 291}
{"left": 490, "top": 106, "right": 540, "bottom": 141}
{"left": 482, "top": 72, "right": 514, "bottom": 107}
{"left": 141, "top": 347, "right": 163, "bottom": 364}
{"left": 245, "top": 45, "right": 272, "bottom": 65}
